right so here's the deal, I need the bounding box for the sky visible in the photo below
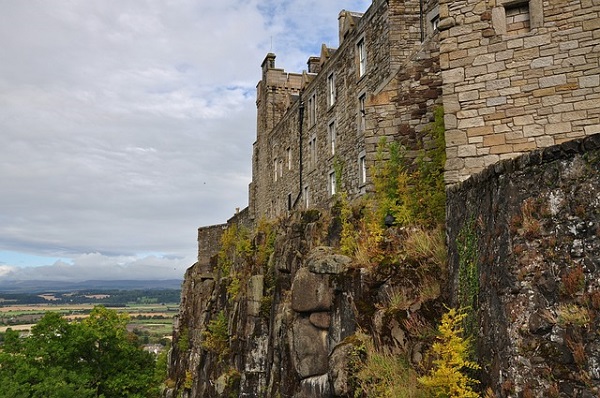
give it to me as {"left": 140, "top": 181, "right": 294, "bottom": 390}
{"left": 0, "top": 0, "right": 372, "bottom": 282}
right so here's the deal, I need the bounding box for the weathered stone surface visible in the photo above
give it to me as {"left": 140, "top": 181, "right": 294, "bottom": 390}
{"left": 291, "top": 267, "right": 332, "bottom": 313}
{"left": 306, "top": 246, "right": 352, "bottom": 274}
{"left": 291, "top": 317, "right": 328, "bottom": 378}
{"left": 247, "top": 275, "right": 264, "bottom": 317}
{"left": 309, "top": 312, "right": 331, "bottom": 329}
{"left": 296, "top": 374, "right": 330, "bottom": 398}
{"left": 447, "top": 137, "right": 600, "bottom": 396}
{"left": 328, "top": 343, "right": 355, "bottom": 397}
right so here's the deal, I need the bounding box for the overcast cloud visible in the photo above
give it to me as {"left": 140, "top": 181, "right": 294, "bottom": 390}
{"left": 0, "top": 0, "right": 371, "bottom": 282}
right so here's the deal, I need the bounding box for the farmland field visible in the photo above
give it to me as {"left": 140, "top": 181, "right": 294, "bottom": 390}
{"left": 0, "top": 289, "right": 180, "bottom": 345}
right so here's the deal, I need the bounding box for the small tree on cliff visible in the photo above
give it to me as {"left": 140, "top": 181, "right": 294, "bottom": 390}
{"left": 418, "top": 307, "right": 480, "bottom": 398}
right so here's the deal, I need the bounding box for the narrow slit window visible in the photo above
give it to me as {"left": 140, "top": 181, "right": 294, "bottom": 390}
{"left": 358, "top": 94, "right": 366, "bottom": 132}
{"left": 328, "top": 121, "right": 336, "bottom": 155}
{"left": 327, "top": 73, "right": 336, "bottom": 107}
{"left": 329, "top": 171, "right": 336, "bottom": 196}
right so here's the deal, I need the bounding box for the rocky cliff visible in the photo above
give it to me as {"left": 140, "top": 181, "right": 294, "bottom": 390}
{"left": 166, "top": 135, "right": 600, "bottom": 397}
{"left": 166, "top": 206, "right": 447, "bottom": 397}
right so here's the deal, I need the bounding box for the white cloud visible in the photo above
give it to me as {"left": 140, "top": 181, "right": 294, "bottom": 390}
{"left": 0, "top": 0, "right": 371, "bottom": 282}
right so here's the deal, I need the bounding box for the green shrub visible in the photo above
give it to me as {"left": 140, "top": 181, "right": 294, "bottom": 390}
{"left": 201, "top": 310, "right": 229, "bottom": 356}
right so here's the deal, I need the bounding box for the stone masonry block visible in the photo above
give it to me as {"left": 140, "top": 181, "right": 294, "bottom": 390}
{"left": 444, "top": 114, "right": 458, "bottom": 129}
{"left": 584, "top": 125, "right": 600, "bottom": 135}
{"left": 446, "top": 130, "right": 468, "bottom": 146}
{"left": 513, "top": 115, "right": 535, "bottom": 126}
{"left": 523, "top": 124, "right": 545, "bottom": 137}
{"left": 530, "top": 57, "right": 554, "bottom": 69}
{"left": 473, "top": 54, "right": 496, "bottom": 66}
{"left": 539, "top": 74, "right": 567, "bottom": 88}
{"left": 513, "top": 141, "right": 537, "bottom": 151}
{"left": 579, "top": 98, "right": 600, "bottom": 110}
{"left": 442, "top": 68, "right": 465, "bottom": 83}
{"left": 458, "top": 90, "right": 480, "bottom": 101}
{"left": 487, "top": 97, "right": 507, "bottom": 106}
{"left": 535, "top": 135, "right": 555, "bottom": 147}
{"left": 486, "top": 78, "right": 511, "bottom": 90}
{"left": 458, "top": 144, "right": 478, "bottom": 157}
{"left": 489, "top": 144, "right": 514, "bottom": 154}
{"left": 545, "top": 122, "right": 572, "bottom": 134}
{"left": 524, "top": 34, "right": 551, "bottom": 49}
{"left": 579, "top": 75, "right": 599, "bottom": 88}
{"left": 467, "top": 125, "right": 494, "bottom": 136}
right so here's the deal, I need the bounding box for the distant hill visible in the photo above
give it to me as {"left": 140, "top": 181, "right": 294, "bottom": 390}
{"left": 0, "top": 279, "right": 182, "bottom": 293}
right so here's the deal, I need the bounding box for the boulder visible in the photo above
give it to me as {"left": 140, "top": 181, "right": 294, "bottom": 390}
{"left": 291, "top": 267, "right": 332, "bottom": 313}
{"left": 291, "top": 317, "right": 329, "bottom": 378}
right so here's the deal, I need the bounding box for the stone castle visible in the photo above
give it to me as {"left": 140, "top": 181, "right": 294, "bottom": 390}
{"left": 169, "top": 1, "right": 600, "bottom": 396}
{"left": 197, "top": 0, "right": 599, "bottom": 268}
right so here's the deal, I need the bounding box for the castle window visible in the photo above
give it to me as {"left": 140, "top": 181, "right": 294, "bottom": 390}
{"left": 328, "top": 121, "right": 336, "bottom": 155}
{"left": 278, "top": 159, "right": 283, "bottom": 179}
{"left": 327, "top": 73, "right": 336, "bottom": 107}
{"left": 286, "top": 147, "right": 292, "bottom": 170}
{"left": 494, "top": 0, "right": 541, "bottom": 36}
{"left": 304, "top": 186, "right": 310, "bottom": 208}
{"left": 273, "top": 157, "right": 278, "bottom": 182}
{"left": 426, "top": 6, "right": 440, "bottom": 37}
{"left": 359, "top": 153, "right": 367, "bottom": 185}
{"left": 287, "top": 193, "right": 292, "bottom": 211}
{"left": 358, "top": 94, "right": 366, "bottom": 132}
{"left": 431, "top": 15, "right": 439, "bottom": 33}
{"left": 357, "top": 38, "right": 366, "bottom": 77}
{"left": 505, "top": 2, "right": 530, "bottom": 35}
{"left": 329, "top": 171, "right": 336, "bottom": 196}
{"left": 309, "top": 135, "right": 317, "bottom": 169}
{"left": 308, "top": 93, "right": 317, "bottom": 126}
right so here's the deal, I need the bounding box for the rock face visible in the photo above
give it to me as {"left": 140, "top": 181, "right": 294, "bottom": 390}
{"left": 165, "top": 211, "right": 444, "bottom": 397}
{"left": 167, "top": 136, "right": 600, "bottom": 397}
{"left": 447, "top": 135, "right": 600, "bottom": 397}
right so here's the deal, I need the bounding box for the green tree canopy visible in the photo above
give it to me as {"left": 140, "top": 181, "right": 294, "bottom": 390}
{"left": 0, "top": 306, "right": 162, "bottom": 398}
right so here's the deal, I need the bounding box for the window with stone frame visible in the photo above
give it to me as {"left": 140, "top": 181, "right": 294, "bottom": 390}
{"left": 328, "top": 120, "right": 336, "bottom": 155}
{"left": 273, "top": 157, "right": 278, "bottom": 182}
{"left": 327, "top": 72, "right": 336, "bottom": 107}
{"left": 278, "top": 159, "right": 283, "bottom": 179}
{"left": 308, "top": 93, "right": 317, "bottom": 126}
{"left": 359, "top": 153, "right": 367, "bottom": 186}
{"left": 286, "top": 147, "right": 292, "bottom": 170}
{"left": 358, "top": 94, "right": 366, "bottom": 132}
{"left": 309, "top": 135, "right": 317, "bottom": 170}
{"left": 328, "top": 171, "right": 336, "bottom": 196}
{"left": 303, "top": 186, "right": 310, "bottom": 208}
{"left": 357, "top": 38, "right": 366, "bottom": 77}
{"left": 505, "top": 2, "right": 530, "bottom": 35}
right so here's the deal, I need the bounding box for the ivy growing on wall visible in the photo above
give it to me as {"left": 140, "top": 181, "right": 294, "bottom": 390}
{"left": 456, "top": 218, "right": 479, "bottom": 337}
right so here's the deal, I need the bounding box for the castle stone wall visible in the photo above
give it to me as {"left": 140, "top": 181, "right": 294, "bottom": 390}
{"left": 250, "top": 0, "right": 442, "bottom": 220}
{"left": 440, "top": 0, "right": 600, "bottom": 183}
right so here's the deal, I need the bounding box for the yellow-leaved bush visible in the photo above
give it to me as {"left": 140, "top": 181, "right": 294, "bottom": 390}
{"left": 418, "top": 308, "right": 480, "bottom": 398}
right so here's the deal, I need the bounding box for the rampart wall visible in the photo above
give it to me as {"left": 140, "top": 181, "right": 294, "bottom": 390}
{"left": 446, "top": 133, "right": 600, "bottom": 396}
